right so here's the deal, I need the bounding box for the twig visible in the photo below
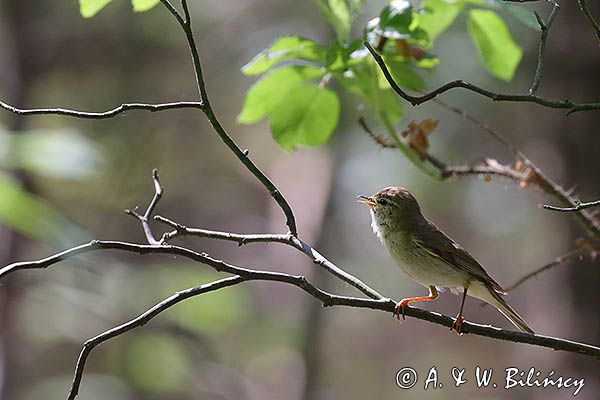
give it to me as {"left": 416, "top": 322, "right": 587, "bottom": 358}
{"left": 577, "top": 0, "right": 600, "bottom": 44}
{"left": 158, "top": 0, "right": 298, "bottom": 235}
{"left": 506, "top": 248, "right": 590, "bottom": 291}
{"left": 124, "top": 169, "right": 163, "bottom": 245}
{"left": 364, "top": 40, "right": 600, "bottom": 114}
{"left": 67, "top": 276, "right": 244, "bottom": 400}
{"left": 431, "top": 99, "right": 600, "bottom": 239}
{"left": 358, "top": 116, "right": 530, "bottom": 183}
{"left": 0, "top": 100, "right": 204, "bottom": 118}
{"left": 543, "top": 199, "right": 600, "bottom": 212}
{"left": 155, "top": 215, "right": 384, "bottom": 300}
{"left": 529, "top": 1, "right": 559, "bottom": 94}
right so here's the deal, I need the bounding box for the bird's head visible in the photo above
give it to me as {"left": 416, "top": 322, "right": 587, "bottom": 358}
{"left": 357, "top": 186, "right": 421, "bottom": 229}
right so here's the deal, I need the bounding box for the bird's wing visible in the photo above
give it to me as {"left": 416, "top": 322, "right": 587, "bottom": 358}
{"left": 413, "top": 220, "right": 506, "bottom": 294}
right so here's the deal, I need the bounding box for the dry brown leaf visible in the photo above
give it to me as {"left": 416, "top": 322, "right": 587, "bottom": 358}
{"left": 394, "top": 39, "right": 425, "bottom": 60}
{"left": 401, "top": 118, "right": 439, "bottom": 160}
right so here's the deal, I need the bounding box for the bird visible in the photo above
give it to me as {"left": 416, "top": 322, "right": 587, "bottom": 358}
{"left": 357, "top": 186, "right": 534, "bottom": 334}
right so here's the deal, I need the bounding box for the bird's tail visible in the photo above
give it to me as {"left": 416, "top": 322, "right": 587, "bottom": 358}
{"left": 486, "top": 287, "right": 535, "bottom": 334}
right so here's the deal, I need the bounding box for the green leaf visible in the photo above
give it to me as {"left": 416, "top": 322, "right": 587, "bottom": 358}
{"left": 79, "top": 0, "right": 113, "bottom": 18}
{"left": 498, "top": 2, "right": 541, "bottom": 31}
{"left": 131, "top": 0, "right": 161, "bottom": 12}
{"left": 347, "top": 0, "right": 367, "bottom": 20}
{"left": 325, "top": 39, "right": 365, "bottom": 72}
{"left": 417, "top": 0, "right": 462, "bottom": 44}
{"left": 238, "top": 66, "right": 325, "bottom": 124}
{"left": 366, "top": 0, "right": 414, "bottom": 41}
{"left": 0, "top": 171, "right": 87, "bottom": 246}
{"left": 269, "top": 85, "right": 340, "bottom": 151}
{"left": 339, "top": 63, "right": 403, "bottom": 123}
{"left": 380, "top": 56, "right": 425, "bottom": 91}
{"left": 467, "top": 10, "right": 523, "bottom": 81}
{"left": 314, "top": 0, "right": 351, "bottom": 41}
{"left": 379, "top": 89, "right": 404, "bottom": 124}
{"left": 242, "top": 36, "right": 327, "bottom": 76}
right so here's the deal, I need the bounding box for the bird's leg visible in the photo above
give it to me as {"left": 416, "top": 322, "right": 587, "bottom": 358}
{"left": 393, "top": 286, "right": 439, "bottom": 321}
{"left": 450, "top": 287, "right": 468, "bottom": 335}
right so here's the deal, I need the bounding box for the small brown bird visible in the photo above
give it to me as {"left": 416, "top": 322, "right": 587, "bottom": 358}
{"left": 358, "top": 186, "right": 534, "bottom": 334}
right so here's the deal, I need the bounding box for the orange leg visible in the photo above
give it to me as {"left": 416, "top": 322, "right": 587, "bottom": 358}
{"left": 393, "top": 286, "right": 439, "bottom": 321}
{"left": 450, "top": 287, "right": 468, "bottom": 336}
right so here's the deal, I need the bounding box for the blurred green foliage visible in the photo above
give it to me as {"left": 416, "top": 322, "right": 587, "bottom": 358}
{"left": 237, "top": 0, "right": 537, "bottom": 156}
{"left": 79, "top": 0, "right": 161, "bottom": 18}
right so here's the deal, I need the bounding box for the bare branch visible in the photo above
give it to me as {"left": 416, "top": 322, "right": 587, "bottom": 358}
{"left": 358, "top": 116, "right": 530, "bottom": 184}
{"left": 125, "top": 169, "right": 163, "bottom": 245}
{"left": 432, "top": 99, "right": 600, "bottom": 239}
{"left": 158, "top": 0, "right": 298, "bottom": 235}
{"left": 67, "top": 276, "right": 244, "bottom": 400}
{"left": 506, "top": 248, "right": 591, "bottom": 292}
{"left": 364, "top": 40, "right": 600, "bottom": 114}
{"left": 154, "top": 215, "right": 385, "bottom": 300}
{"left": 543, "top": 199, "right": 600, "bottom": 212}
{"left": 529, "top": 0, "right": 559, "bottom": 94}
{"left": 577, "top": 0, "right": 600, "bottom": 43}
{"left": 0, "top": 100, "right": 204, "bottom": 119}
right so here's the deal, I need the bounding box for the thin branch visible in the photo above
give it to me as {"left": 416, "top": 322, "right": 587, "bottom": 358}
{"left": 577, "top": 0, "right": 600, "bottom": 44}
{"left": 364, "top": 41, "right": 600, "bottom": 114}
{"left": 506, "top": 248, "right": 590, "bottom": 292}
{"left": 67, "top": 276, "right": 244, "bottom": 400}
{"left": 358, "top": 116, "right": 529, "bottom": 184}
{"left": 543, "top": 199, "right": 600, "bottom": 212}
{"left": 124, "top": 169, "right": 163, "bottom": 245}
{"left": 529, "top": 1, "right": 559, "bottom": 94}
{"left": 2, "top": 241, "right": 599, "bottom": 381}
{"left": 66, "top": 269, "right": 600, "bottom": 400}
{"left": 432, "top": 99, "right": 600, "bottom": 239}
{"left": 154, "top": 215, "right": 385, "bottom": 300}
{"left": 0, "top": 100, "right": 204, "bottom": 119}
{"left": 158, "top": 0, "right": 298, "bottom": 235}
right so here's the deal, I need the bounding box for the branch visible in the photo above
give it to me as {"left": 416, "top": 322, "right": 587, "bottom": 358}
{"left": 358, "top": 116, "right": 530, "bottom": 184}
{"left": 543, "top": 199, "right": 600, "bottom": 212}
{"left": 124, "top": 169, "right": 163, "bottom": 245}
{"left": 506, "top": 247, "right": 592, "bottom": 292}
{"left": 67, "top": 276, "right": 244, "bottom": 400}
{"left": 0, "top": 100, "right": 204, "bottom": 118}
{"left": 577, "top": 0, "right": 600, "bottom": 44}
{"left": 529, "top": 0, "right": 559, "bottom": 94}
{"left": 158, "top": 0, "right": 298, "bottom": 235}
{"left": 0, "top": 1, "right": 297, "bottom": 236}
{"left": 116, "top": 168, "right": 383, "bottom": 301}
{"left": 154, "top": 215, "right": 384, "bottom": 300}
{"left": 2, "top": 241, "right": 599, "bottom": 389}
{"left": 431, "top": 99, "right": 600, "bottom": 239}
{"left": 364, "top": 40, "right": 600, "bottom": 114}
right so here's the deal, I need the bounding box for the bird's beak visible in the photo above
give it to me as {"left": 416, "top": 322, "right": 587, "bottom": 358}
{"left": 357, "top": 195, "right": 376, "bottom": 207}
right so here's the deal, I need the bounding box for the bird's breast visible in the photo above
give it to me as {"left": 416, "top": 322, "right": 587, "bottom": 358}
{"left": 381, "top": 230, "right": 471, "bottom": 289}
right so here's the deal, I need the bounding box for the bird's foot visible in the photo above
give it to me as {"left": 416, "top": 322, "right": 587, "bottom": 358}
{"left": 393, "top": 299, "right": 411, "bottom": 322}
{"left": 450, "top": 313, "right": 465, "bottom": 336}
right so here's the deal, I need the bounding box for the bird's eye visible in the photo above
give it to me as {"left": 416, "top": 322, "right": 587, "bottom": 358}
{"left": 377, "top": 198, "right": 388, "bottom": 206}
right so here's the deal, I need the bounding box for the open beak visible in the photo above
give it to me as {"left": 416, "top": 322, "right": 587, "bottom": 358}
{"left": 357, "top": 195, "right": 376, "bottom": 207}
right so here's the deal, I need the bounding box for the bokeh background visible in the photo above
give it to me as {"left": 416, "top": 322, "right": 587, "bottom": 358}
{"left": 0, "top": 1, "right": 598, "bottom": 399}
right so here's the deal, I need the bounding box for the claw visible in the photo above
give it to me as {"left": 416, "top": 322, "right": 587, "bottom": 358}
{"left": 450, "top": 314, "right": 465, "bottom": 336}
{"left": 393, "top": 299, "right": 410, "bottom": 322}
